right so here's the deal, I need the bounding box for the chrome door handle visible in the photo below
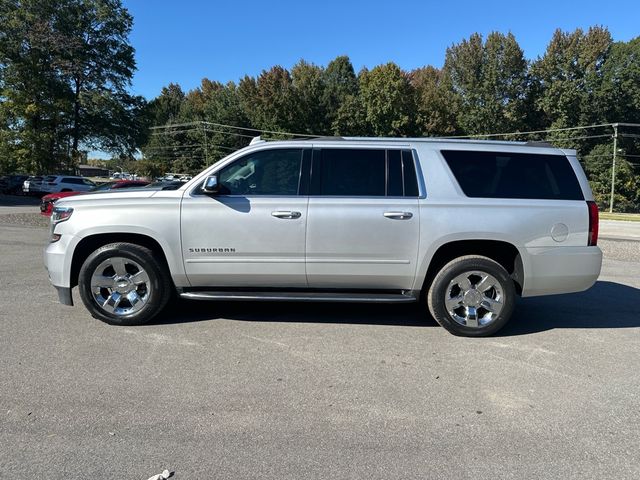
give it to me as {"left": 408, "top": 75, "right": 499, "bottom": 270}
{"left": 271, "top": 211, "right": 302, "bottom": 219}
{"left": 383, "top": 211, "right": 413, "bottom": 220}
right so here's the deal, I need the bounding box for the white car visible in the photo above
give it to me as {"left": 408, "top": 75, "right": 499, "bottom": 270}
{"left": 40, "top": 175, "right": 96, "bottom": 194}
{"left": 44, "top": 137, "right": 602, "bottom": 336}
{"left": 22, "top": 176, "right": 45, "bottom": 195}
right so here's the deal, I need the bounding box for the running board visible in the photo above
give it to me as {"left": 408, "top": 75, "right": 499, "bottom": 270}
{"left": 179, "top": 291, "right": 418, "bottom": 303}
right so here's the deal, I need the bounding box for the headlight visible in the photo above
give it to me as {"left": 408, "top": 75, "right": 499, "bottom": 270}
{"left": 50, "top": 206, "right": 73, "bottom": 241}
{"left": 51, "top": 206, "right": 73, "bottom": 223}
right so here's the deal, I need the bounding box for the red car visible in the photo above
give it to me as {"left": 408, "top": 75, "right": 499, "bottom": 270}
{"left": 40, "top": 180, "right": 150, "bottom": 216}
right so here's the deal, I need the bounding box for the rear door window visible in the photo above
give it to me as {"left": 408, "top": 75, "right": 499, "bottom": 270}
{"left": 441, "top": 150, "right": 584, "bottom": 200}
{"left": 319, "top": 149, "right": 386, "bottom": 196}
{"left": 316, "top": 148, "right": 420, "bottom": 197}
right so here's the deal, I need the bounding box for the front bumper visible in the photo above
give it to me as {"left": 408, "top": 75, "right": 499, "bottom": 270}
{"left": 54, "top": 286, "right": 73, "bottom": 306}
{"left": 521, "top": 245, "right": 603, "bottom": 297}
{"left": 44, "top": 232, "right": 79, "bottom": 305}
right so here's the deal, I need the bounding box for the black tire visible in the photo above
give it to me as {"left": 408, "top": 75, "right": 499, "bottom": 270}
{"left": 78, "top": 242, "right": 172, "bottom": 325}
{"left": 427, "top": 255, "right": 515, "bottom": 337}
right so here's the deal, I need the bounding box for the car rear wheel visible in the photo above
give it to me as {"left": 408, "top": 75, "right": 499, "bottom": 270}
{"left": 427, "top": 255, "right": 516, "bottom": 337}
{"left": 78, "top": 243, "right": 171, "bottom": 325}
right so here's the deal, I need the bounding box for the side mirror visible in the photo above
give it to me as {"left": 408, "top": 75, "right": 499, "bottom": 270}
{"left": 202, "top": 175, "right": 220, "bottom": 194}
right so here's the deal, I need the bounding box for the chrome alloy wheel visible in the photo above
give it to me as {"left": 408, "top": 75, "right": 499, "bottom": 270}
{"left": 90, "top": 257, "right": 151, "bottom": 316}
{"left": 445, "top": 271, "right": 504, "bottom": 328}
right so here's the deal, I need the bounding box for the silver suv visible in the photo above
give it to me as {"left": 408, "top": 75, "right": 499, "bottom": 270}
{"left": 44, "top": 138, "right": 602, "bottom": 336}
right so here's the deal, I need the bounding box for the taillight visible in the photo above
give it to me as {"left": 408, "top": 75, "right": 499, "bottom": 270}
{"left": 587, "top": 201, "right": 599, "bottom": 246}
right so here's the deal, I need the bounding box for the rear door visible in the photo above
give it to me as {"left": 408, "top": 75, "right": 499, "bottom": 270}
{"left": 306, "top": 147, "right": 420, "bottom": 290}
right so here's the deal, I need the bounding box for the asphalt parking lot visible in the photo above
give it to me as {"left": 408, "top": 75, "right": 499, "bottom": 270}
{"left": 1, "top": 202, "right": 639, "bottom": 479}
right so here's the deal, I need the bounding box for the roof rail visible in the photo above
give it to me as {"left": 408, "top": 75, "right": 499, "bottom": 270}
{"left": 524, "top": 140, "right": 553, "bottom": 148}
{"left": 302, "top": 136, "right": 345, "bottom": 141}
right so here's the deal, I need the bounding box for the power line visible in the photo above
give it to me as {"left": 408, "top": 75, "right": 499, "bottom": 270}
{"left": 544, "top": 133, "right": 613, "bottom": 143}
{"left": 150, "top": 120, "right": 318, "bottom": 139}
{"left": 151, "top": 126, "right": 256, "bottom": 140}
{"left": 582, "top": 154, "right": 640, "bottom": 159}
{"left": 445, "top": 122, "right": 617, "bottom": 139}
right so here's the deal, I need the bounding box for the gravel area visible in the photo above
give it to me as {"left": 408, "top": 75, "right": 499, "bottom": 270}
{"left": 599, "top": 238, "right": 640, "bottom": 263}
{"left": 0, "top": 212, "right": 49, "bottom": 228}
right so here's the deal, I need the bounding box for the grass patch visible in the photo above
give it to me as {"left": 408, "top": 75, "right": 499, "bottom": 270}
{"left": 600, "top": 212, "right": 640, "bottom": 222}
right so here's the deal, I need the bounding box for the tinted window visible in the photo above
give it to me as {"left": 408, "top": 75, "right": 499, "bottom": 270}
{"left": 218, "top": 149, "right": 303, "bottom": 195}
{"left": 62, "top": 178, "right": 82, "bottom": 184}
{"left": 441, "top": 150, "right": 584, "bottom": 200}
{"left": 387, "top": 150, "right": 403, "bottom": 196}
{"left": 402, "top": 150, "right": 419, "bottom": 197}
{"left": 319, "top": 149, "right": 386, "bottom": 196}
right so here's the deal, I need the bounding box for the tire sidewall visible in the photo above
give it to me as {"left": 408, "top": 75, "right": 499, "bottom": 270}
{"left": 78, "top": 243, "right": 167, "bottom": 325}
{"left": 428, "top": 256, "right": 515, "bottom": 337}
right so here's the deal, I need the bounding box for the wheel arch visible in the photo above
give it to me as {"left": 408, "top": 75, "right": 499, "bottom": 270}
{"left": 420, "top": 239, "right": 524, "bottom": 296}
{"left": 70, "top": 232, "right": 171, "bottom": 289}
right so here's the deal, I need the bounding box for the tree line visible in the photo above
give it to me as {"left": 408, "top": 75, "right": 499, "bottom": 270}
{"left": 1, "top": 1, "right": 639, "bottom": 210}
{"left": 143, "top": 28, "right": 640, "bottom": 210}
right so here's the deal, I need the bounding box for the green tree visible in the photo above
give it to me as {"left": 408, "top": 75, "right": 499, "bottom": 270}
{"left": 444, "top": 32, "right": 530, "bottom": 135}
{"left": 322, "top": 55, "right": 358, "bottom": 131}
{"left": 238, "top": 66, "right": 296, "bottom": 134}
{"left": 0, "top": 0, "right": 71, "bottom": 172}
{"left": 410, "top": 66, "right": 459, "bottom": 136}
{"left": 531, "top": 27, "right": 612, "bottom": 148}
{"left": 358, "top": 63, "right": 415, "bottom": 136}
{"left": 52, "top": 0, "right": 142, "bottom": 158}
{"left": 332, "top": 93, "right": 368, "bottom": 136}
{"left": 291, "top": 60, "right": 328, "bottom": 134}
{"left": 0, "top": 0, "right": 142, "bottom": 173}
{"left": 583, "top": 143, "right": 640, "bottom": 212}
{"left": 148, "top": 83, "right": 185, "bottom": 126}
{"left": 597, "top": 37, "right": 640, "bottom": 124}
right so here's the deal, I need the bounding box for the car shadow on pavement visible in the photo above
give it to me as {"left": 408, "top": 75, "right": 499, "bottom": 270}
{"left": 498, "top": 280, "right": 640, "bottom": 336}
{"left": 153, "top": 299, "right": 435, "bottom": 328}
{"left": 151, "top": 281, "right": 639, "bottom": 335}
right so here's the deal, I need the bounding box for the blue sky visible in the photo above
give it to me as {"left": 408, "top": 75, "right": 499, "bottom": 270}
{"left": 124, "top": 0, "right": 639, "bottom": 99}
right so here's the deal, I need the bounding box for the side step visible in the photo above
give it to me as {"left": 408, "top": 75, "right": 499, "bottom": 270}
{"left": 179, "top": 290, "right": 418, "bottom": 303}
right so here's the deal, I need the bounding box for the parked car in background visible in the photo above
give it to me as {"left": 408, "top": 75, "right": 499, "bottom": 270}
{"left": 40, "top": 180, "right": 150, "bottom": 216}
{"left": 0, "top": 174, "right": 29, "bottom": 194}
{"left": 39, "top": 175, "right": 96, "bottom": 194}
{"left": 146, "top": 180, "right": 185, "bottom": 190}
{"left": 22, "top": 176, "right": 45, "bottom": 195}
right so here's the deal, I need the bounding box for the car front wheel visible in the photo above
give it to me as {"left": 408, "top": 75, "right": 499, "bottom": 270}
{"left": 78, "top": 242, "right": 171, "bottom": 325}
{"left": 427, "top": 255, "right": 516, "bottom": 337}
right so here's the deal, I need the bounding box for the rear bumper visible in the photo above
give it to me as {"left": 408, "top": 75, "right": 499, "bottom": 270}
{"left": 521, "top": 246, "right": 603, "bottom": 297}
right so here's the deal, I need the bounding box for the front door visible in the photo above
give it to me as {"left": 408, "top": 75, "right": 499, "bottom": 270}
{"left": 181, "top": 148, "right": 309, "bottom": 287}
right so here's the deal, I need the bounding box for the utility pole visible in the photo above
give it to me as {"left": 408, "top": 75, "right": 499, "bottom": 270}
{"left": 609, "top": 123, "right": 618, "bottom": 213}
{"left": 202, "top": 122, "right": 209, "bottom": 165}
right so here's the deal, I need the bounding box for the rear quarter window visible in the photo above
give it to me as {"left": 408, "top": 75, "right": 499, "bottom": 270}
{"left": 441, "top": 150, "right": 584, "bottom": 200}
